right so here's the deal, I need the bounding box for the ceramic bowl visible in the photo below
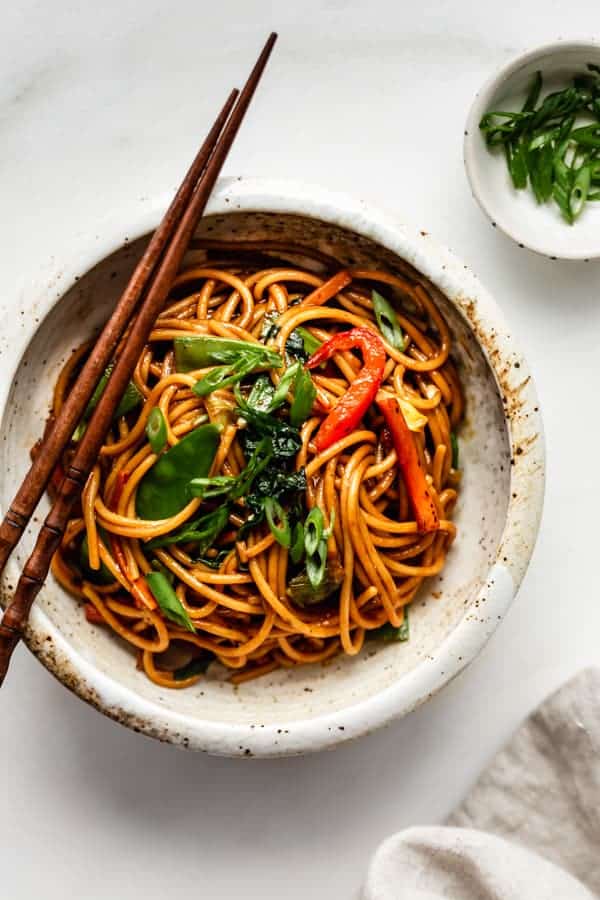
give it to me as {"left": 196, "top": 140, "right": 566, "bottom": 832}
{"left": 0, "top": 177, "right": 545, "bottom": 756}
{"left": 464, "top": 40, "right": 600, "bottom": 260}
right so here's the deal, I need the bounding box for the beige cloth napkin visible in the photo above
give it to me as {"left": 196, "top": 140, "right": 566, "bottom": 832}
{"left": 363, "top": 668, "right": 600, "bottom": 899}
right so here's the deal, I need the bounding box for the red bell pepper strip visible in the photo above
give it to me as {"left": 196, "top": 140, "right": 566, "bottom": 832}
{"left": 110, "top": 470, "right": 130, "bottom": 511}
{"left": 305, "top": 327, "right": 386, "bottom": 452}
{"left": 376, "top": 393, "right": 439, "bottom": 533}
{"left": 84, "top": 602, "right": 105, "bottom": 625}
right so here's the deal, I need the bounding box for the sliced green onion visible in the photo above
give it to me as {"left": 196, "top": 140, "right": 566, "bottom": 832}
{"left": 372, "top": 290, "right": 406, "bottom": 350}
{"left": 450, "top": 432, "right": 459, "bottom": 469}
{"left": 522, "top": 70, "right": 542, "bottom": 112}
{"left": 146, "top": 505, "right": 230, "bottom": 552}
{"left": 290, "top": 521, "right": 305, "bottom": 564}
{"left": 304, "top": 507, "right": 324, "bottom": 556}
{"left": 192, "top": 358, "right": 254, "bottom": 397}
{"left": 146, "top": 571, "right": 196, "bottom": 633}
{"left": 306, "top": 540, "right": 327, "bottom": 589}
{"left": 288, "top": 560, "right": 344, "bottom": 606}
{"left": 267, "top": 362, "right": 300, "bottom": 412}
{"left": 570, "top": 164, "right": 591, "bottom": 219}
{"left": 289, "top": 366, "right": 316, "bottom": 427}
{"left": 323, "top": 508, "right": 335, "bottom": 539}
{"left": 264, "top": 497, "right": 291, "bottom": 548}
{"left": 189, "top": 438, "right": 272, "bottom": 500}
{"left": 570, "top": 124, "right": 600, "bottom": 148}
{"left": 146, "top": 407, "right": 168, "bottom": 454}
{"left": 294, "top": 326, "right": 322, "bottom": 356}
{"left": 479, "top": 67, "right": 600, "bottom": 224}
{"left": 505, "top": 138, "right": 528, "bottom": 189}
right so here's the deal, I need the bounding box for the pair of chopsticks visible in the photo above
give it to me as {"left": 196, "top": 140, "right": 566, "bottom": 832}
{"left": 0, "top": 32, "right": 278, "bottom": 687}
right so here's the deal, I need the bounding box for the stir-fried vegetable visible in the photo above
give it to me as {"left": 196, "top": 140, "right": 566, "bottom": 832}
{"left": 372, "top": 290, "right": 406, "bottom": 350}
{"left": 287, "top": 559, "right": 344, "bottom": 607}
{"left": 174, "top": 335, "right": 282, "bottom": 398}
{"left": 236, "top": 405, "right": 302, "bottom": 459}
{"left": 80, "top": 532, "right": 114, "bottom": 584}
{"left": 189, "top": 438, "right": 272, "bottom": 501}
{"left": 289, "top": 521, "right": 305, "bottom": 564}
{"left": 289, "top": 365, "right": 316, "bottom": 426}
{"left": 244, "top": 374, "right": 276, "bottom": 412}
{"left": 238, "top": 364, "right": 315, "bottom": 426}
{"left": 145, "top": 407, "right": 168, "bottom": 454}
{"left": 136, "top": 423, "right": 220, "bottom": 520}
{"left": 264, "top": 497, "right": 291, "bottom": 547}
{"left": 293, "top": 326, "right": 322, "bottom": 356}
{"left": 146, "top": 505, "right": 230, "bottom": 552}
{"left": 145, "top": 571, "right": 196, "bottom": 632}
{"left": 479, "top": 65, "right": 600, "bottom": 223}
{"left": 174, "top": 335, "right": 281, "bottom": 371}
{"left": 368, "top": 608, "right": 410, "bottom": 642}
{"left": 173, "top": 653, "right": 214, "bottom": 681}
{"left": 376, "top": 393, "right": 439, "bottom": 534}
{"left": 305, "top": 326, "right": 386, "bottom": 452}
{"left": 450, "top": 431, "right": 460, "bottom": 469}
{"left": 73, "top": 364, "right": 143, "bottom": 440}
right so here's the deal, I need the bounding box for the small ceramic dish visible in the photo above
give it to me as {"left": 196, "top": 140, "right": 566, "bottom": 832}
{"left": 464, "top": 40, "right": 600, "bottom": 260}
{"left": 0, "top": 178, "right": 545, "bottom": 756}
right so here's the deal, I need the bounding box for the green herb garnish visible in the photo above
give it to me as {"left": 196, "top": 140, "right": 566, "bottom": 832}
{"left": 146, "top": 407, "right": 168, "bottom": 454}
{"left": 289, "top": 365, "right": 316, "bottom": 427}
{"left": 372, "top": 290, "right": 406, "bottom": 350}
{"left": 479, "top": 65, "right": 600, "bottom": 223}
{"left": 293, "top": 326, "right": 322, "bottom": 356}
{"left": 368, "top": 608, "right": 410, "bottom": 642}
{"left": 287, "top": 559, "right": 344, "bottom": 607}
{"left": 264, "top": 497, "right": 291, "bottom": 548}
{"left": 146, "top": 571, "right": 196, "bottom": 633}
{"left": 450, "top": 432, "right": 459, "bottom": 469}
{"left": 72, "top": 364, "right": 143, "bottom": 441}
{"left": 146, "top": 505, "right": 231, "bottom": 552}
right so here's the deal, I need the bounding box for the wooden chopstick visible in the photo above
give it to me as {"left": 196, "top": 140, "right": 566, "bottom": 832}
{"left": 0, "top": 89, "right": 238, "bottom": 575}
{"left": 0, "top": 32, "right": 278, "bottom": 686}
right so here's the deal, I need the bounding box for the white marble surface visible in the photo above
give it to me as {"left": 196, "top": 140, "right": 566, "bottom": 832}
{"left": 2, "top": 2, "right": 599, "bottom": 897}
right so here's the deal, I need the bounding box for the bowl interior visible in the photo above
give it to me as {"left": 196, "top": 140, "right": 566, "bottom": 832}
{"left": 0, "top": 210, "right": 510, "bottom": 730}
{"left": 465, "top": 42, "right": 600, "bottom": 259}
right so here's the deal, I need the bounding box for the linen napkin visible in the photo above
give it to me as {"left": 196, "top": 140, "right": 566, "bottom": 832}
{"left": 363, "top": 668, "right": 600, "bottom": 899}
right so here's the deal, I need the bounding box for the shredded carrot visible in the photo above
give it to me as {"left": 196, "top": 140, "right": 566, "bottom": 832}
{"left": 109, "top": 535, "right": 130, "bottom": 582}
{"left": 130, "top": 575, "right": 158, "bottom": 611}
{"left": 300, "top": 270, "right": 352, "bottom": 308}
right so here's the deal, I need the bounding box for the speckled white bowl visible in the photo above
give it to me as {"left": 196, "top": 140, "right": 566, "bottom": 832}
{"left": 0, "top": 178, "right": 544, "bottom": 756}
{"left": 465, "top": 40, "right": 600, "bottom": 259}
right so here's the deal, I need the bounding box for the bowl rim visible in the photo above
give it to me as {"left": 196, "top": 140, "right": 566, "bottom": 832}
{"left": 464, "top": 38, "right": 600, "bottom": 261}
{"left": 0, "top": 176, "right": 545, "bottom": 756}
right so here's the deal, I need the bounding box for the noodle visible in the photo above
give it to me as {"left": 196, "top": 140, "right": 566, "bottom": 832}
{"left": 48, "top": 242, "right": 464, "bottom": 687}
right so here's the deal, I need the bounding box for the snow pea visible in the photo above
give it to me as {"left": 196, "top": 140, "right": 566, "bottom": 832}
{"left": 135, "top": 423, "right": 220, "bottom": 520}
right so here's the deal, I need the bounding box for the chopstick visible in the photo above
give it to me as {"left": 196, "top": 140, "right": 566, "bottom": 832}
{"left": 0, "top": 32, "right": 278, "bottom": 686}
{"left": 0, "top": 89, "right": 238, "bottom": 574}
